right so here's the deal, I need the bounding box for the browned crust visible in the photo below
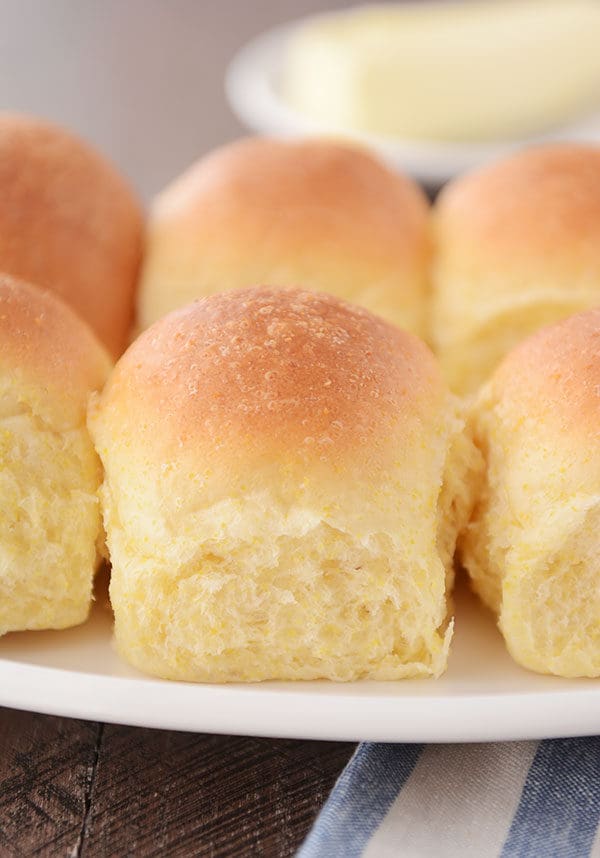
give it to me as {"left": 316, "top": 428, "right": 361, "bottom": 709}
{"left": 435, "top": 144, "right": 600, "bottom": 266}
{"left": 140, "top": 137, "right": 430, "bottom": 331}
{"left": 156, "top": 136, "right": 428, "bottom": 249}
{"left": 0, "top": 273, "right": 111, "bottom": 419}
{"left": 490, "top": 307, "right": 600, "bottom": 439}
{"left": 0, "top": 112, "right": 143, "bottom": 356}
{"left": 102, "top": 287, "right": 443, "bottom": 463}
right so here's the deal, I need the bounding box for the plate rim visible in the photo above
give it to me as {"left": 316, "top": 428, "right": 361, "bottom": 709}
{"left": 3, "top": 655, "right": 600, "bottom": 743}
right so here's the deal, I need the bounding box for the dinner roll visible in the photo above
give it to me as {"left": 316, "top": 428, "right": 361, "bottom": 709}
{"left": 460, "top": 309, "right": 600, "bottom": 677}
{"left": 0, "top": 275, "right": 111, "bottom": 636}
{"left": 137, "top": 138, "right": 430, "bottom": 337}
{"left": 90, "top": 287, "right": 479, "bottom": 682}
{"left": 432, "top": 144, "right": 600, "bottom": 394}
{"left": 0, "top": 112, "right": 143, "bottom": 356}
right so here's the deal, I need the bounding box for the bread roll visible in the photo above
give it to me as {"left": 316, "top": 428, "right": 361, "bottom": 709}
{"left": 0, "top": 112, "right": 143, "bottom": 356}
{"left": 0, "top": 275, "right": 111, "bottom": 635}
{"left": 432, "top": 144, "right": 600, "bottom": 394}
{"left": 137, "top": 138, "right": 430, "bottom": 337}
{"left": 460, "top": 309, "right": 600, "bottom": 677}
{"left": 90, "top": 287, "right": 479, "bottom": 682}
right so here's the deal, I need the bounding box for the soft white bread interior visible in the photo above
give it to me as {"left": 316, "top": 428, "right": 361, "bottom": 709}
{"left": 90, "top": 287, "right": 480, "bottom": 682}
{"left": 137, "top": 138, "right": 430, "bottom": 338}
{"left": 0, "top": 112, "right": 143, "bottom": 357}
{"left": 460, "top": 309, "right": 600, "bottom": 677}
{"left": 432, "top": 144, "right": 600, "bottom": 394}
{"left": 0, "top": 275, "right": 111, "bottom": 635}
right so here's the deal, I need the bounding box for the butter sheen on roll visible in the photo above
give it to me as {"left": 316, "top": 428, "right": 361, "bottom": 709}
{"left": 137, "top": 138, "right": 430, "bottom": 337}
{"left": 0, "top": 275, "right": 111, "bottom": 635}
{"left": 91, "top": 287, "right": 479, "bottom": 682}
{"left": 460, "top": 309, "right": 600, "bottom": 677}
{"left": 432, "top": 144, "right": 600, "bottom": 394}
{"left": 0, "top": 113, "right": 143, "bottom": 357}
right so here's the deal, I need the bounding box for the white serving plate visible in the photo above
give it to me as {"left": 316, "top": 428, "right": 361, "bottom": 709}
{"left": 225, "top": 18, "right": 600, "bottom": 185}
{"left": 1, "top": 573, "right": 598, "bottom": 743}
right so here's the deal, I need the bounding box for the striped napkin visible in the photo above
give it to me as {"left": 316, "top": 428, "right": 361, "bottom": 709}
{"left": 298, "top": 739, "right": 600, "bottom": 857}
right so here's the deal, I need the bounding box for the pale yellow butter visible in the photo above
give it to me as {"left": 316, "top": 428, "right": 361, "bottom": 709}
{"left": 283, "top": 0, "right": 600, "bottom": 141}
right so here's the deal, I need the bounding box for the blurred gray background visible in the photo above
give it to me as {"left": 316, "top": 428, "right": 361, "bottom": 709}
{"left": 0, "top": 0, "right": 350, "bottom": 200}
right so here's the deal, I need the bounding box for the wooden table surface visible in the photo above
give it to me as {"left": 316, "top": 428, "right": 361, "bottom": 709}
{"left": 0, "top": 706, "right": 354, "bottom": 857}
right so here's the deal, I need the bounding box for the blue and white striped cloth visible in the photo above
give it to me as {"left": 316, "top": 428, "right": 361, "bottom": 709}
{"left": 299, "top": 739, "right": 600, "bottom": 857}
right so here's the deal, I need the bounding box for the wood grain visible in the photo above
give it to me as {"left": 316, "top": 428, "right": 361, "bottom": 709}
{"left": 0, "top": 707, "right": 353, "bottom": 857}
{"left": 79, "top": 727, "right": 353, "bottom": 857}
{"left": 0, "top": 707, "right": 99, "bottom": 858}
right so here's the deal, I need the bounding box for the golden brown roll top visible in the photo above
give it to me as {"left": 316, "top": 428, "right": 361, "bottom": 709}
{"left": 0, "top": 112, "right": 143, "bottom": 356}
{"left": 137, "top": 138, "right": 430, "bottom": 337}
{"left": 0, "top": 274, "right": 111, "bottom": 425}
{"left": 107, "top": 287, "right": 440, "bottom": 482}
{"left": 460, "top": 308, "right": 600, "bottom": 676}
{"left": 432, "top": 144, "right": 600, "bottom": 394}
{"left": 0, "top": 275, "right": 111, "bottom": 635}
{"left": 91, "top": 287, "right": 479, "bottom": 682}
